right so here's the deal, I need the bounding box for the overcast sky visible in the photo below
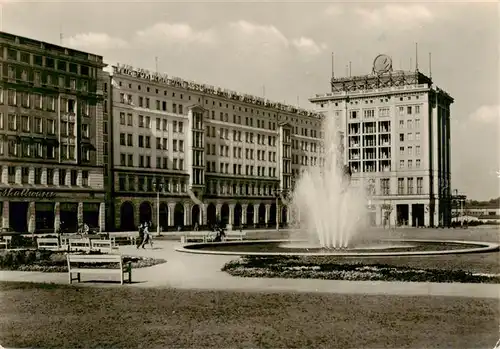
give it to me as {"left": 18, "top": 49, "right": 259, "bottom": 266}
{"left": 2, "top": 0, "right": 499, "bottom": 200}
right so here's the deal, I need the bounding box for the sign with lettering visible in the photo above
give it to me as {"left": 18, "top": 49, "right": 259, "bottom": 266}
{"left": 0, "top": 188, "right": 57, "bottom": 199}
{"left": 111, "top": 62, "right": 325, "bottom": 119}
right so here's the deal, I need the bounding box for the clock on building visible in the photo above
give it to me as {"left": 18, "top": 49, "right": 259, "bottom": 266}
{"left": 373, "top": 54, "right": 392, "bottom": 75}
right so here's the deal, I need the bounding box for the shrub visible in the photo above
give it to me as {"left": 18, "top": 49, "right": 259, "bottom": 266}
{"left": 9, "top": 235, "right": 36, "bottom": 249}
{"left": 222, "top": 258, "right": 500, "bottom": 284}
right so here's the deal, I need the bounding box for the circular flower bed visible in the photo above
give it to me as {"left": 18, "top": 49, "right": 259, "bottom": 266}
{"left": 222, "top": 256, "right": 500, "bottom": 284}
{"left": 0, "top": 249, "right": 166, "bottom": 273}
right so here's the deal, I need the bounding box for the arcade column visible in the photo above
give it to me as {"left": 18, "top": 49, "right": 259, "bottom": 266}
{"left": 54, "top": 202, "right": 60, "bottom": 231}
{"left": 99, "top": 202, "right": 105, "bottom": 232}
{"left": 253, "top": 206, "right": 258, "bottom": 227}
{"left": 168, "top": 203, "right": 176, "bottom": 227}
{"left": 2, "top": 201, "right": 9, "bottom": 230}
{"left": 184, "top": 202, "right": 190, "bottom": 226}
{"left": 28, "top": 202, "right": 35, "bottom": 234}
{"left": 265, "top": 204, "right": 271, "bottom": 225}
{"left": 77, "top": 202, "right": 84, "bottom": 227}
{"left": 216, "top": 204, "right": 222, "bottom": 220}
{"left": 242, "top": 204, "right": 248, "bottom": 225}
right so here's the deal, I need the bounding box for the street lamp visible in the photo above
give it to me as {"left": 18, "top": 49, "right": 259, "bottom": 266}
{"left": 152, "top": 180, "right": 163, "bottom": 236}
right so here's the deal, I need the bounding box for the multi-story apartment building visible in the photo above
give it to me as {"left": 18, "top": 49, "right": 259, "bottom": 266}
{"left": 0, "top": 31, "right": 106, "bottom": 233}
{"left": 310, "top": 54, "right": 453, "bottom": 227}
{"left": 107, "top": 64, "right": 323, "bottom": 231}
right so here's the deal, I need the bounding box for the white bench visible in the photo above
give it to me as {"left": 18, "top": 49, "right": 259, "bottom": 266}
{"left": 223, "top": 232, "right": 246, "bottom": 241}
{"left": 112, "top": 235, "right": 137, "bottom": 246}
{"left": 68, "top": 238, "right": 91, "bottom": 252}
{"left": 91, "top": 239, "right": 119, "bottom": 253}
{"left": 180, "top": 232, "right": 210, "bottom": 243}
{"left": 37, "top": 238, "right": 61, "bottom": 251}
{"left": 0, "top": 236, "right": 11, "bottom": 249}
{"left": 66, "top": 254, "right": 132, "bottom": 285}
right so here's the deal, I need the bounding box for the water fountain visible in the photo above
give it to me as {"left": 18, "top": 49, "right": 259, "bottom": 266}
{"left": 289, "top": 115, "right": 367, "bottom": 249}
{"left": 176, "top": 115, "right": 499, "bottom": 257}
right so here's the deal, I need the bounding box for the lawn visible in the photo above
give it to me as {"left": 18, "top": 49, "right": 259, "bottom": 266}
{"left": 0, "top": 282, "right": 498, "bottom": 349}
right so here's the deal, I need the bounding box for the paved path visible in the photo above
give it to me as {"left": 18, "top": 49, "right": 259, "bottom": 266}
{"left": 0, "top": 240, "right": 499, "bottom": 299}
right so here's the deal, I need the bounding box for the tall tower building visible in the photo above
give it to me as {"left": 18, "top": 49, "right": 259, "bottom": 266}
{"left": 310, "top": 54, "right": 453, "bottom": 228}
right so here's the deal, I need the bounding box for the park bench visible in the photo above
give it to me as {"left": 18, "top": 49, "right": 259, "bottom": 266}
{"left": 0, "top": 237, "right": 10, "bottom": 249}
{"left": 112, "top": 234, "right": 137, "bottom": 246}
{"left": 180, "top": 231, "right": 210, "bottom": 243}
{"left": 68, "top": 238, "right": 91, "bottom": 252}
{"left": 66, "top": 254, "right": 132, "bottom": 285}
{"left": 90, "top": 239, "right": 119, "bottom": 253}
{"left": 223, "top": 231, "right": 246, "bottom": 241}
{"left": 37, "top": 238, "right": 61, "bottom": 251}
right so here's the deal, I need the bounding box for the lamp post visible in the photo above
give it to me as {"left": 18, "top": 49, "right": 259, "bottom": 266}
{"left": 152, "top": 180, "right": 163, "bottom": 236}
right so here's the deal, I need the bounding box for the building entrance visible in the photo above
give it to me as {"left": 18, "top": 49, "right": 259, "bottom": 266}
{"left": 9, "top": 202, "right": 29, "bottom": 232}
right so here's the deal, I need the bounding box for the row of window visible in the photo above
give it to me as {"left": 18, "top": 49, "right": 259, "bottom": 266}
{"left": 1, "top": 140, "right": 91, "bottom": 161}
{"left": 399, "top": 159, "right": 422, "bottom": 169}
{"left": 347, "top": 105, "right": 422, "bottom": 120}
{"left": 379, "top": 177, "right": 424, "bottom": 195}
{"left": 399, "top": 118, "right": 421, "bottom": 129}
{"left": 117, "top": 80, "right": 321, "bottom": 128}
{"left": 6, "top": 65, "right": 90, "bottom": 92}
{"left": 205, "top": 144, "right": 278, "bottom": 162}
{"left": 292, "top": 155, "right": 322, "bottom": 167}
{"left": 118, "top": 133, "right": 184, "bottom": 152}
{"left": 118, "top": 153, "right": 185, "bottom": 170}
{"left": 206, "top": 127, "right": 278, "bottom": 146}
{"left": 399, "top": 132, "right": 422, "bottom": 142}
{"left": 6, "top": 48, "right": 92, "bottom": 76}
{"left": 118, "top": 112, "right": 184, "bottom": 132}
{"left": 400, "top": 146, "right": 421, "bottom": 156}
{"left": 205, "top": 180, "right": 279, "bottom": 196}
{"left": 1, "top": 166, "right": 90, "bottom": 186}
{"left": 117, "top": 174, "right": 187, "bottom": 193}
{"left": 206, "top": 161, "right": 277, "bottom": 177}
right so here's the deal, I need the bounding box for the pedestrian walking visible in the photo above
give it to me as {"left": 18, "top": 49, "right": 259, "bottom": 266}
{"left": 137, "top": 223, "right": 144, "bottom": 249}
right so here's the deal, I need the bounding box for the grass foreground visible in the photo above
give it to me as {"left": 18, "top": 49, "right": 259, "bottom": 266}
{"left": 0, "top": 281, "right": 498, "bottom": 348}
{"left": 222, "top": 256, "right": 500, "bottom": 283}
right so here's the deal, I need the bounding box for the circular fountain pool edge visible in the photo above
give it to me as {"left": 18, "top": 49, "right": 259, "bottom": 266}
{"left": 175, "top": 239, "right": 500, "bottom": 257}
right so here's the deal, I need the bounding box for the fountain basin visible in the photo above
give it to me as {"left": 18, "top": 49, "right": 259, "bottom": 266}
{"left": 176, "top": 239, "right": 500, "bottom": 257}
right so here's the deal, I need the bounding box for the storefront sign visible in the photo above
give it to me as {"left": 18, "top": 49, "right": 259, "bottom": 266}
{"left": 114, "top": 63, "right": 169, "bottom": 84}
{"left": 111, "top": 63, "right": 322, "bottom": 119}
{"left": 0, "top": 188, "right": 57, "bottom": 199}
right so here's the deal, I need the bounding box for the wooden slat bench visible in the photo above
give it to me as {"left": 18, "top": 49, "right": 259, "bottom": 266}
{"left": 37, "top": 238, "right": 61, "bottom": 251}
{"left": 68, "top": 238, "right": 91, "bottom": 252}
{"left": 0, "top": 239, "right": 9, "bottom": 249}
{"left": 91, "top": 239, "right": 119, "bottom": 253}
{"left": 112, "top": 235, "right": 137, "bottom": 246}
{"left": 223, "top": 232, "right": 246, "bottom": 241}
{"left": 180, "top": 232, "right": 210, "bottom": 243}
{"left": 66, "top": 254, "right": 132, "bottom": 285}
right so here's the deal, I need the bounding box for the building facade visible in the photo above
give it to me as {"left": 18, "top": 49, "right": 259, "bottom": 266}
{"left": 0, "top": 31, "right": 106, "bottom": 233}
{"left": 310, "top": 54, "right": 454, "bottom": 227}
{"left": 107, "top": 64, "right": 323, "bottom": 231}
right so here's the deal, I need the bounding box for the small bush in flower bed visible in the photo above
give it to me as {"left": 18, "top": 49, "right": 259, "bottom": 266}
{"left": 221, "top": 256, "right": 500, "bottom": 284}
{"left": 0, "top": 249, "right": 166, "bottom": 273}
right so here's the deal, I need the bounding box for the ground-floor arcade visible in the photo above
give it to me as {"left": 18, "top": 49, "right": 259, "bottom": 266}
{"left": 113, "top": 197, "right": 291, "bottom": 231}
{"left": 0, "top": 189, "right": 105, "bottom": 233}
{"left": 373, "top": 198, "right": 444, "bottom": 228}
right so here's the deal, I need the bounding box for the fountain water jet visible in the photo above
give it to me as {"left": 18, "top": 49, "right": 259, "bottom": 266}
{"left": 290, "top": 116, "right": 368, "bottom": 249}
